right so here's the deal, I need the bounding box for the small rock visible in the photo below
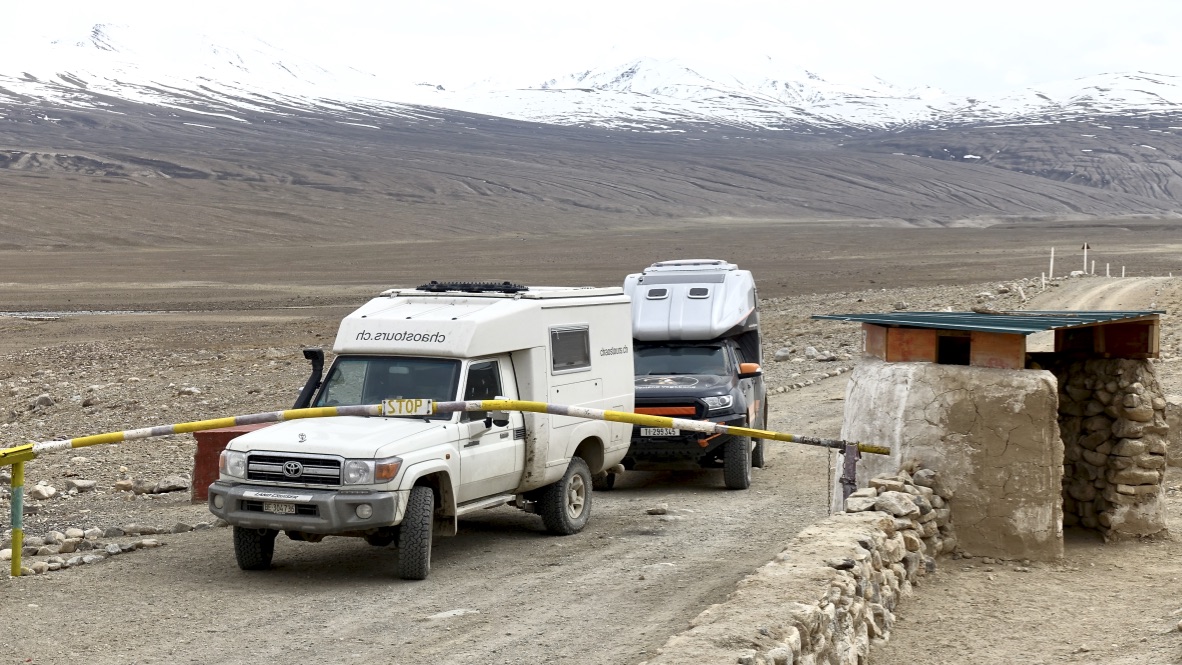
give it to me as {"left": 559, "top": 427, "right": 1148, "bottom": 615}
{"left": 213, "top": 519, "right": 230, "bottom": 528}
{"left": 104, "top": 544, "right": 122, "bottom": 556}
{"left": 104, "top": 527, "right": 125, "bottom": 538}
{"left": 121, "top": 524, "right": 145, "bottom": 536}
{"left": 773, "top": 348, "right": 792, "bottom": 362}
{"left": 195, "top": 522, "right": 215, "bottom": 530}
{"left": 46, "top": 562, "right": 61, "bottom": 571}
{"left": 844, "top": 496, "right": 877, "bottom": 512}
{"left": 131, "top": 479, "right": 155, "bottom": 495}
{"left": 23, "top": 536, "right": 45, "bottom": 548}
{"left": 119, "top": 543, "right": 137, "bottom": 553}
{"left": 35, "top": 545, "right": 59, "bottom": 556}
{"left": 113, "top": 479, "right": 134, "bottom": 492}
{"left": 83, "top": 527, "right": 103, "bottom": 540}
{"left": 646, "top": 504, "right": 669, "bottom": 516}
{"left": 64, "top": 527, "right": 84, "bottom": 539}
{"left": 29, "top": 394, "right": 55, "bottom": 409}
{"left": 30, "top": 562, "right": 49, "bottom": 574}
{"left": 65, "top": 555, "right": 85, "bottom": 567}
{"left": 28, "top": 485, "right": 56, "bottom": 500}
{"left": 137, "top": 539, "right": 161, "bottom": 548}
{"left": 177, "top": 386, "right": 202, "bottom": 396}
{"left": 65, "top": 479, "right": 97, "bottom": 493}
{"left": 81, "top": 554, "right": 105, "bottom": 564}
{"left": 172, "top": 523, "right": 194, "bottom": 533}
{"left": 154, "top": 476, "right": 191, "bottom": 493}
{"left": 57, "top": 539, "right": 79, "bottom": 554}
{"left": 0, "top": 548, "right": 10, "bottom": 561}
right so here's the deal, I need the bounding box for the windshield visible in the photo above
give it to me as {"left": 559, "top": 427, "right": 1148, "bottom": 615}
{"left": 635, "top": 345, "right": 727, "bottom": 376}
{"left": 314, "top": 356, "right": 461, "bottom": 417}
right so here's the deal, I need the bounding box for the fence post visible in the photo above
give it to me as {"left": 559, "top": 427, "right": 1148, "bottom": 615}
{"left": 840, "top": 443, "right": 861, "bottom": 509}
{"left": 10, "top": 461, "right": 24, "bottom": 577}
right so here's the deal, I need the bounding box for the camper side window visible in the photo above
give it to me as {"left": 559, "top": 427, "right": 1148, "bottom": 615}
{"left": 551, "top": 326, "right": 591, "bottom": 374}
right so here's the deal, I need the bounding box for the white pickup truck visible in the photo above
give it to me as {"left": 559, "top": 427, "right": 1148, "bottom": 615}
{"left": 208, "top": 281, "right": 634, "bottom": 579}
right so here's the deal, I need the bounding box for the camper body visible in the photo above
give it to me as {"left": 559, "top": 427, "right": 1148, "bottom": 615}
{"left": 208, "top": 282, "right": 634, "bottom": 578}
{"left": 622, "top": 260, "right": 766, "bottom": 490}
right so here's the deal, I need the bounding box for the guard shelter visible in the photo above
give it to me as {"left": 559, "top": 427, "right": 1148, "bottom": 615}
{"left": 813, "top": 309, "right": 1170, "bottom": 558}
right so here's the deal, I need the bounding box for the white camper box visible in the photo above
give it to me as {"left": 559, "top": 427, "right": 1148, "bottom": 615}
{"left": 624, "top": 260, "right": 759, "bottom": 357}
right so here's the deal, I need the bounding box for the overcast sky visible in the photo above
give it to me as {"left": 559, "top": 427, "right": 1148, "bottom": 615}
{"left": 12, "top": 0, "right": 1182, "bottom": 94}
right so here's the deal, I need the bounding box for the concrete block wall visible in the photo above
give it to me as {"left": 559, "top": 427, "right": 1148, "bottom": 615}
{"left": 640, "top": 470, "right": 954, "bottom": 665}
{"left": 838, "top": 359, "right": 1063, "bottom": 560}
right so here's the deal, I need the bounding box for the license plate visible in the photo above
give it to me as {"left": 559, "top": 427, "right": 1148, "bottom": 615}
{"left": 263, "top": 502, "right": 297, "bottom": 515}
{"left": 640, "top": 427, "right": 680, "bottom": 437}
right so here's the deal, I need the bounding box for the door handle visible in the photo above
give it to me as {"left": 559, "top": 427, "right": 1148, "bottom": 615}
{"left": 499, "top": 431, "right": 509, "bottom": 439}
{"left": 464, "top": 440, "right": 480, "bottom": 448}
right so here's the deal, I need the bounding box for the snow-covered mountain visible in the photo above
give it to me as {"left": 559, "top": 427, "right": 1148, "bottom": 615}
{"left": 4, "top": 23, "right": 1182, "bottom": 134}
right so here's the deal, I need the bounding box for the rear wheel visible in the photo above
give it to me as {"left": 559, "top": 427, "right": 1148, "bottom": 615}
{"left": 233, "top": 527, "right": 277, "bottom": 570}
{"left": 540, "top": 457, "right": 592, "bottom": 534}
{"left": 723, "top": 436, "right": 752, "bottom": 490}
{"left": 752, "top": 401, "right": 768, "bottom": 468}
{"left": 397, "top": 485, "right": 434, "bottom": 580}
{"left": 592, "top": 471, "right": 617, "bottom": 491}
{"left": 365, "top": 528, "right": 398, "bottom": 547}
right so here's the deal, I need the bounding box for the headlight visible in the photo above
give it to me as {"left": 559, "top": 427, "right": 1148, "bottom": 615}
{"left": 342, "top": 460, "right": 374, "bottom": 485}
{"left": 219, "top": 450, "right": 247, "bottom": 479}
{"left": 703, "top": 395, "right": 734, "bottom": 411}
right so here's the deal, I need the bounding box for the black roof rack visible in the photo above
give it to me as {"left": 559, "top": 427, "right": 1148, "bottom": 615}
{"left": 416, "top": 281, "right": 529, "bottom": 294}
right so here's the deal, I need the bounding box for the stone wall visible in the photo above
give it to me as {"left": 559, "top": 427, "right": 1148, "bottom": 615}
{"left": 837, "top": 359, "right": 1063, "bottom": 560}
{"left": 1045, "top": 357, "right": 1170, "bottom": 540}
{"left": 640, "top": 470, "right": 953, "bottom": 665}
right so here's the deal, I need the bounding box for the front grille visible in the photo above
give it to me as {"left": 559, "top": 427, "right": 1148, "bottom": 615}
{"left": 513, "top": 427, "right": 526, "bottom": 440}
{"left": 634, "top": 401, "right": 704, "bottom": 419}
{"left": 241, "top": 500, "right": 319, "bottom": 516}
{"left": 247, "top": 454, "right": 341, "bottom": 486}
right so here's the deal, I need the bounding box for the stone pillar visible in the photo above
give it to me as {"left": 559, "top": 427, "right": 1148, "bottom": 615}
{"left": 838, "top": 358, "right": 1063, "bottom": 560}
{"left": 1050, "top": 358, "right": 1169, "bottom": 540}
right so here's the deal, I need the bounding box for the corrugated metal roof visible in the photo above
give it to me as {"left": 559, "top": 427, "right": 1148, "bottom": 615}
{"left": 811, "top": 310, "right": 1163, "bottom": 336}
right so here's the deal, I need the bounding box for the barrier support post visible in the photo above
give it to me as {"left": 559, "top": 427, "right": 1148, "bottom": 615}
{"left": 10, "top": 460, "right": 23, "bottom": 577}
{"left": 840, "top": 443, "right": 860, "bottom": 510}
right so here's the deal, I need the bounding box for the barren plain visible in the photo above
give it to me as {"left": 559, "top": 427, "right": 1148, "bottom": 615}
{"left": 0, "top": 223, "right": 1180, "bottom": 664}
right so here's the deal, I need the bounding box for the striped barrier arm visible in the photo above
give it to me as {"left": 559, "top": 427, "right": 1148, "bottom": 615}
{"left": 430, "top": 399, "right": 890, "bottom": 456}
{"left": 2, "top": 399, "right": 887, "bottom": 576}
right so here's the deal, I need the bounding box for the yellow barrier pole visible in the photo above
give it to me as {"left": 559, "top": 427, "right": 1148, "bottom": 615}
{"left": 436, "top": 399, "right": 890, "bottom": 456}
{"left": 10, "top": 460, "right": 23, "bottom": 577}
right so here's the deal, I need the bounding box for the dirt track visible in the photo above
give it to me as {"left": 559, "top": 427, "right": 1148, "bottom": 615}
{"left": 1, "top": 386, "right": 846, "bottom": 665}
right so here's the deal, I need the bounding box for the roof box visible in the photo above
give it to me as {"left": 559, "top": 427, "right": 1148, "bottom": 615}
{"left": 623, "top": 260, "right": 758, "bottom": 341}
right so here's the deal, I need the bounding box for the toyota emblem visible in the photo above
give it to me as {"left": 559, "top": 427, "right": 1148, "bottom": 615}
{"left": 282, "top": 461, "right": 304, "bottom": 478}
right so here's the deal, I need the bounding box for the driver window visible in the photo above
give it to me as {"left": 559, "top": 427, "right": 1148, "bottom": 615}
{"left": 462, "top": 360, "right": 502, "bottom": 422}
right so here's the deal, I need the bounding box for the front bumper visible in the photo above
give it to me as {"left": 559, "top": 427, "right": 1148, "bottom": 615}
{"left": 208, "top": 481, "right": 401, "bottom": 534}
{"left": 627, "top": 412, "right": 746, "bottom": 463}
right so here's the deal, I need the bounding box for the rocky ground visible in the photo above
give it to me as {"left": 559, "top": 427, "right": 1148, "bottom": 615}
{"left": 1, "top": 269, "right": 1181, "bottom": 664}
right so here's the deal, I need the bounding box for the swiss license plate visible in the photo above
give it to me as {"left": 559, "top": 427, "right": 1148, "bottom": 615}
{"left": 263, "top": 502, "right": 297, "bottom": 515}
{"left": 640, "top": 427, "right": 680, "bottom": 437}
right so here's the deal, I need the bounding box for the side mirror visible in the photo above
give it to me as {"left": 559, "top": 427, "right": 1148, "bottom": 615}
{"left": 491, "top": 394, "right": 510, "bottom": 428}
{"left": 738, "top": 362, "right": 762, "bottom": 380}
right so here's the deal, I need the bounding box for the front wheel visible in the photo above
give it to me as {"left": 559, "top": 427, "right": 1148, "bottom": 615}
{"left": 723, "top": 436, "right": 752, "bottom": 490}
{"left": 233, "top": 527, "right": 277, "bottom": 570}
{"left": 540, "top": 457, "right": 592, "bottom": 535}
{"left": 397, "top": 485, "right": 434, "bottom": 580}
